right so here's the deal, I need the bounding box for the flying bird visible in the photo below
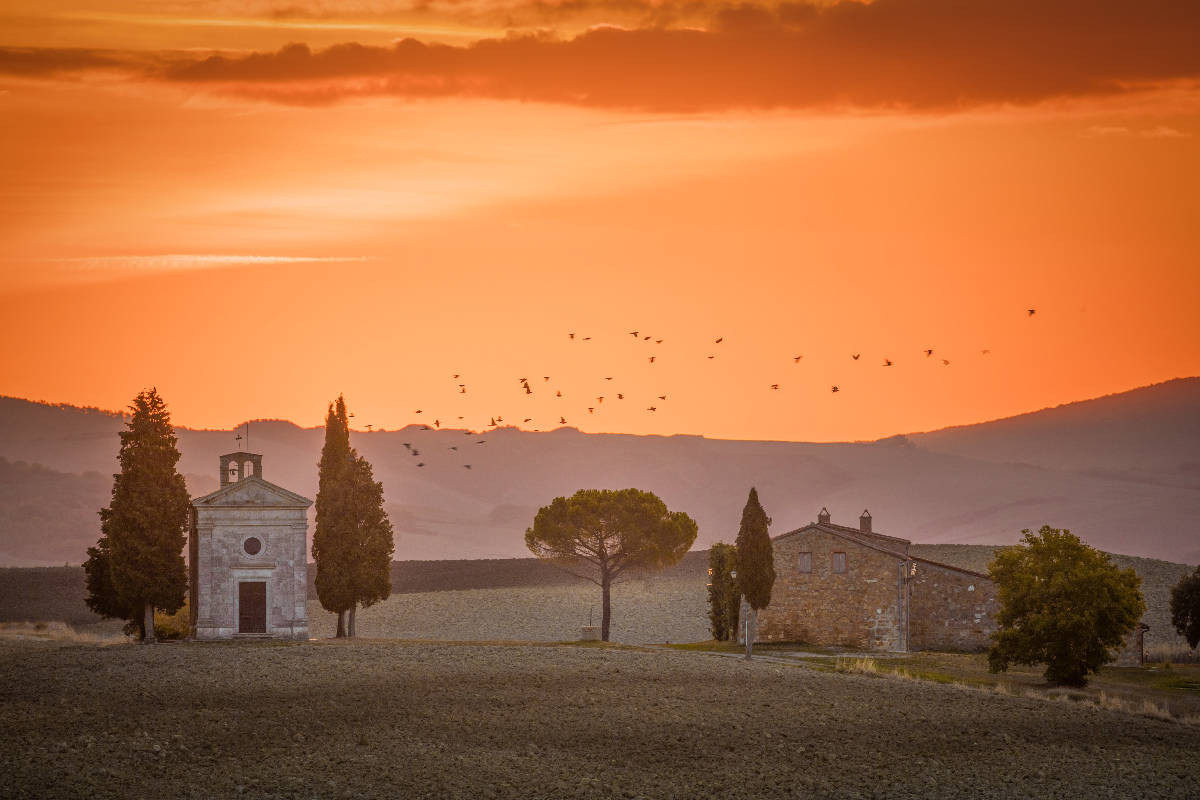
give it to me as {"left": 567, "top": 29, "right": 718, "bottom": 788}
{"left": 583, "top": 337, "right": 592, "bottom": 341}
{"left": 525, "top": 386, "right": 532, "bottom": 395}
{"left": 658, "top": 395, "right": 667, "bottom": 400}
{"left": 416, "top": 462, "right": 425, "bottom": 467}
{"left": 1027, "top": 309, "right": 1036, "bottom": 316}
{"left": 463, "top": 465, "right": 472, "bottom": 469}
{"left": 523, "top": 418, "right": 532, "bottom": 423}
{"left": 655, "top": 339, "right": 663, "bottom": 344}
{"left": 770, "top": 384, "right": 779, "bottom": 390}
{"left": 477, "top": 440, "right": 486, "bottom": 444}
{"left": 449, "top": 446, "right": 458, "bottom": 451}
{"left": 597, "top": 397, "right": 604, "bottom": 403}
{"left": 543, "top": 376, "right": 550, "bottom": 381}
{"left": 559, "top": 416, "right": 567, "bottom": 424}
{"left": 715, "top": 337, "right": 723, "bottom": 344}
{"left": 793, "top": 355, "right": 803, "bottom": 363}
{"left": 617, "top": 393, "right": 624, "bottom": 399}
{"left": 630, "top": 331, "right": 639, "bottom": 337}
{"left": 882, "top": 359, "right": 893, "bottom": 367}
{"left": 411, "top": 449, "right": 420, "bottom": 457}
{"left": 648, "top": 356, "right": 656, "bottom": 363}
{"left": 402, "top": 442, "right": 411, "bottom": 450}
{"left": 588, "top": 408, "right": 594, "bottom": 414}
{"left": 851, "top": 354, "right": 860, "bottom": 361}
{"left": 459, "top": 387, "right": 466, "bottom": 393}
{"left": 489, "top": 417, "right": 496, "bottom": 426}
{"left": 647, "top": 406, "right": 657, "bottom": 412}
{"left": 415, "top": 409, "right": 423, "bottom": 413}
{"left": 924, "top": 349, "right": 933, "bottom": 357}
{"left": 433, "top": 419, "right": 440, "bottom": 427}
{"left": 942, "top": 359, "right": 951, "bottom": 365}
{"left": 831, "top": 386, "right": 840, "bottom": 393}
{"left": 604, "top": 377, "right": 613, "bottom": 381}
{"left": 707, "top": 355, "right": 715, "bottom": 359}
{"left": 556, "top": 390, "right": 563, "bottom": 397}
{"left": 569, "top": 332, "right": 575, "bottom": 339}
{"left": 518, "top": 377, "right": 527, "bottom": 383}
{"left": 643, "top": 336, "right": 651, "bottom": 341}
{"left": 982, "top": 349, "right": 991, "bottom": 355}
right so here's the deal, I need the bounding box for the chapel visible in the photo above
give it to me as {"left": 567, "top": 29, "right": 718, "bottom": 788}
{"left": 189, "top": 452, "right": 312, "bottom": 639}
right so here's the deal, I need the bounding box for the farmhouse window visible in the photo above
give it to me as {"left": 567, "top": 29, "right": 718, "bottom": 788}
{"left": 797, "top": 552, "right": 812, "bottom": 573}
{"left": 832, "top": 552, "right": 847, "bottom": 574}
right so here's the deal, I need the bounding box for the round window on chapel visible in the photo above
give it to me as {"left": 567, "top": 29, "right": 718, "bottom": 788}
{"left": 243, "top": 537, "right": 262, "bottom": 556}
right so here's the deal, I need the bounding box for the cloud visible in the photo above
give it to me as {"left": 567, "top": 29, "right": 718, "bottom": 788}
{"left": 7, "top": 0, "right": 1200, "bottom": 112}
{"left": 0, "top": 47, "right": 132, "bottom": 76}
{"left": 46, "top": 254, "right": 372, "bottom": 273}
{"left": 1140, "top": 125, "right": 1190, "bottom": 138}
{"left": 1083, "top": 124, "right": 1191, "bottom": 139}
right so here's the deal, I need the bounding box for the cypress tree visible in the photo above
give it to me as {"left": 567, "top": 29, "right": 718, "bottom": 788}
{"left": 313, "top": 395, "right": 395, "bottom": 637}
{"left": 313, "top": 397, "right": 357, "bottom": 636}
{"left": 346, "top": 453, "right": 394, "bottom": 637}
{"left": 86, "top": 388, "right": 189, "bottom": 642}
{"left": 734, "top": 487, "right": 774, "bottom": 660}
{"left": 706, "top": 542, "right": 740, "bottom": 642}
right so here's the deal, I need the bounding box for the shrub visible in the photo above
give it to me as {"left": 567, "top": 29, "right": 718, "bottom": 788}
{"left": 154, "top": 600, "right": 190, "bottom": 640}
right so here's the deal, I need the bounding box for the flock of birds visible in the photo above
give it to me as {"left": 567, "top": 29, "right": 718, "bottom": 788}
{"left": 351, "top": 309, "right": 1037, "bottom": 471}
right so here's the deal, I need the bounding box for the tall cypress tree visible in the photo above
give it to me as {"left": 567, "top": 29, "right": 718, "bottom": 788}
{"left": 346, "top": 453, "right": 394, "bottom": 636}
{"left": 85, "top": 388, "right": 189, "bottom": 642}
{"left": 313, "top": 396, "right": 357, "bottom": 636}
{"left": 313, "top": 395, "right": 395, "bottom": 637}
{"left": 735, "top": 487, "right": 774, "bottom": 660}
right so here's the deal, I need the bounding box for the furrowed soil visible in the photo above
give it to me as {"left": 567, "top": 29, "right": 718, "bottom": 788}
{"left": 2, "top": 639, "right": 1197, "bottom": 800}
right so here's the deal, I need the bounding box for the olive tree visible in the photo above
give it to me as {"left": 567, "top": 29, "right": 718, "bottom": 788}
{"left": 526, "top": 488, "right": 697, "bottom": 641}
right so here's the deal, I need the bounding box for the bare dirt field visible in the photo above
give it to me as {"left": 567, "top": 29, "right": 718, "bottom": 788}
{"left": 2, "top": 638, "right": 1198, "bottom": 800}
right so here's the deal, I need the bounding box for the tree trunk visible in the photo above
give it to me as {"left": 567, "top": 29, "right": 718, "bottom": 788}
{"left": 336, "top": 610, "right": 346, "bottom": 638}
{"left": 744, "top": 607, "right": 756, "bottom": 660}
{"left": 348, "top": 605, "right": 357, "bottom": 638}
{"left": 601, "top": 572, "right": 612, "bottom": 642}
{"left": 143, "top": 602, "right": 156, "bottom": 644}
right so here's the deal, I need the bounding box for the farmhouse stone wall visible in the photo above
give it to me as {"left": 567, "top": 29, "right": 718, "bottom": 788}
{"left": 907, "top": 560, "right": 998, "bottom": 652}
{"left": 757, "top": 528, "right": 905, "bottom": 650}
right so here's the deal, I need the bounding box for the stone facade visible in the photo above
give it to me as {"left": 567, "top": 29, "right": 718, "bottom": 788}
{"left": 189, "top": 452, "right": 312, "bottom": 640}
{"left": 908, "top": 559, "right": 998, "bottom": 651}
{"left": 754, "top": 509, "right": 998, "bottom": 653}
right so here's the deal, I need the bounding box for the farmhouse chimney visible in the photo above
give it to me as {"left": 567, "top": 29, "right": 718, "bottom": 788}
{"left": 817, "top": 507, "right": 831, "bottom": 525}
{"left": 860, "top": 509, "right": 872, "bottom": 533}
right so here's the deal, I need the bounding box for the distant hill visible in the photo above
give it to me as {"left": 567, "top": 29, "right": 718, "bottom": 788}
{"left": 0, "top": 379, "right": 1198, "bottom": 566}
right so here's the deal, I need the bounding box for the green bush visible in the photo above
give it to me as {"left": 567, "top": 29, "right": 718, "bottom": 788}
{"left": 154, "top": 600, "right": 190, "bottom": 640}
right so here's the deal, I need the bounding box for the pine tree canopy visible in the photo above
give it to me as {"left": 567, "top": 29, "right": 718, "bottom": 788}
{"left": 734, "top": 487, "right": 774, "bottom": 611}
{"left": 987, "top": 525, "right": 1145, "bottom": 687}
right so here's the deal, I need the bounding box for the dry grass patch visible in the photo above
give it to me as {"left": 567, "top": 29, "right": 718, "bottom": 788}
{"left": 0, "top": 621, "right": 126, "bottom": 645}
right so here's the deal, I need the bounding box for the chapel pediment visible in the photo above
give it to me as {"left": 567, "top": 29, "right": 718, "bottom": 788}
{"left": 192, "top": 475, "right": 311, "bottom": 508}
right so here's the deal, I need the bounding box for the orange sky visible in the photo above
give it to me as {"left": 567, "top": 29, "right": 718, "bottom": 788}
{"left": 1, "top": 1, "right": 1198, "bottom": 441}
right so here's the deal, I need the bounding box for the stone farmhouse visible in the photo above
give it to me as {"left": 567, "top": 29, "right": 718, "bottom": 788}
{"left": 755, "top": 508, "right": 999, "bottom": 652}
{"left": 188, "top": 452, "right": 312, "bottom": 640}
